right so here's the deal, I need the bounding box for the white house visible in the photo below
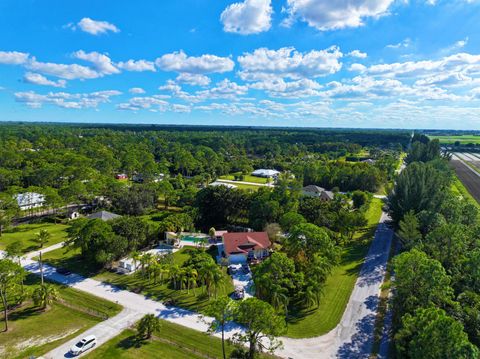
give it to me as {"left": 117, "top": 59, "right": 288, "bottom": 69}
{"left": 251, "top": 169, "right": 280, "bottom": 178}
{"left": 14, "top": 192, "right": 45, "bottom": 211}
{"left": 209, "top": 181, "right": 237, "bottom": 189}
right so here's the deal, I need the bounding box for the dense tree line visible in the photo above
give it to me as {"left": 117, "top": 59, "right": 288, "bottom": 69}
{"left": 388, "top": 136, "right": 480, "bottom": 357}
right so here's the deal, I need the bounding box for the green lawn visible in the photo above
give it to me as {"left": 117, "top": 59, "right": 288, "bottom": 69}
{"left": 0, "top": 274, "right": 122, "bottom": 359}
{"left": 85, "top": 320, "right": 274, "bottom": 359}
{"left": 286, "top": 198, "right": 384, "bottom": 338}
{"left": 41, "top": 247, "right": 234, "bottom": 314}
{"left": 219, "top": 173, "right": 270, "bottom": 184}
{"left": 0, "top": 221, "right": 69, "bottom": 253}
{"left": 233, "top": 183, "right": 263, "bottom": 191}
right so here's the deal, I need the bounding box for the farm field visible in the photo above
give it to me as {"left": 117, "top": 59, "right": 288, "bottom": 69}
{"left": 429, "top": 135, "right": 480, "bottom": 144}
{"left": 0, "top": 221, "right": 69, "bottom": 253}
{"left": 450, "top": 158, "right": 480, "bottom": 204}
{"left": 0, "top": 274, "right": 121, "bottom": 359}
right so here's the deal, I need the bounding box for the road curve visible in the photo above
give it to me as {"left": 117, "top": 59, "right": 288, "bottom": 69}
{"left": 277, "top": 212, "right": 394, "bottom": 359}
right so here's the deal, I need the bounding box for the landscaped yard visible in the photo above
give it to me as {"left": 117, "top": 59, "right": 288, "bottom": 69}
{"left": 84, "top": 319, "right": 274, "bottom": 359}
{"left": 285, "top": 198, "right": 384, "bottom": 338}
{"left": 0, "top": 274, "right": 122, "bottom": 359}
{"left": 0, "top": 221, "right": 69, "bottom": 253}
{"left": 219, "top": 173, "right": 270, "bottom": 184}
{"left": 40, "top": 246, "right": 234, "bottom": 314}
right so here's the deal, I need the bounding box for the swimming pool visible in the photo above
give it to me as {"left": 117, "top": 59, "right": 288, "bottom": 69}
{"left": 181, "top": 235, "right": 208, "bottom": 243}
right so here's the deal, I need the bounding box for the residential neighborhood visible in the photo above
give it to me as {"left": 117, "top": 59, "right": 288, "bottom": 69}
{"left": 1, "top": 0, "right": 480, "bottom": 357}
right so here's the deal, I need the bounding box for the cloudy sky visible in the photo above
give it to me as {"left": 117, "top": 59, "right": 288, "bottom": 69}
{"left": 1, "top": 0, "right": 480, "bottom": 129}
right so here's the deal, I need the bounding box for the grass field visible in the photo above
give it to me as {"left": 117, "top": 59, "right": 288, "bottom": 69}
{"left": 429, "top": 135, "right": 480, "bottom": 145}
{"left": 285, "top": 198, "right": 384, "bottom": 338}
{"left": 0, "top": 274, "right": 122, "bottom": 359}
{"left": 0, "top": 221, "right": 69, "bottom": 253}
{"left": 84, "top": 319, "right": 274, "bottom": 359}
{"left": 219, "top": 173, "right": 270, "bottom": 184}
{"left": 41, "top": 247, "right": 234, "bottom": 314}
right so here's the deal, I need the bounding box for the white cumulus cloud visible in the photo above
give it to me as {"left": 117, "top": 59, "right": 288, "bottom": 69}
{"left": 75, "top": 18, "right": 120, "bottom": 35}
{"left": 220, "top": 0, "right": 273, "bottom": 35}
{"left": 175, "top": 73, "right": 211, "bottom": 86}
{"left": 0, "top": 51, "right": 30, "bottom": 65}
{"left": 117, "top": 59, "right": 156, "bottom": 72}
{"left": 348, "top": 50, "right": 368, "bottom": 58}
{"left": 155, "top": 51, "right": 234, "bottom": 74}
{"left": 23, "top": 72, "right": 66, "bottom": 88}
{"left": 129, "top": 87, "right": 146, "bottom": 94}
{"left": 73, "top": 50, "right": 120, "bottom": 75}
{"left": 283, "top": 0, "right": 394, "bottom": 31}
{"left": 238, "top": 46, "right": 343, "bottom": 80}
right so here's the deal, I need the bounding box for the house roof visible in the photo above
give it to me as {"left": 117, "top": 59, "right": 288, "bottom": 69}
{"left": 223, "top": 232, "right": 271, "bottom": 256}
{"left": 14, "top": 192, "right": 45, "bottom": 206}
{"left": 209, "top": 181, "right": 237, "bottom": 189}
{"left": 87, "top": 210, "right": 121, "bottom": 221}
{"left": 321, "top": 191, "right": 335, "bottom": 200}
{"left": 251, "top": 169, "right": 280, "bottom": 177}
{"left": 302, "top": 185, "right": 325, "bottom": 193}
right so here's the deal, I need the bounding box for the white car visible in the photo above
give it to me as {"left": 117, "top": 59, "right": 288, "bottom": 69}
{"left": 69, "top": 335, "right": 97, "bottom": 356}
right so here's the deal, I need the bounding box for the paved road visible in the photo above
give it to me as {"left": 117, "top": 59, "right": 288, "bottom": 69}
{"left": 19, "top": 212, "right": 392, "bottom": 359}
{"left": 277, "top": 212, "right": 394, "bottom": 359}
{"left": 20, "top": 257, "right": 243, "bottom": 358}
{"left": 216, "top": 179, "right": 275, "bottom": 187}
{"left": 44, "top": 308, "right": 143, "bottom": 358}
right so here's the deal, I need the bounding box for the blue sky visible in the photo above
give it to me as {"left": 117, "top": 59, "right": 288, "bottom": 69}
{"left": 0, "top": 0, "right": 480, "bottom": 129}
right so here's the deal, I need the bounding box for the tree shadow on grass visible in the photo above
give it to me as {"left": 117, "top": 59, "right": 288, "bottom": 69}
{"left": 8, "top": 305, "right": 44, "bottom": 321}
{"left": 117, "top": 334, "right": 142, "bottom": 350}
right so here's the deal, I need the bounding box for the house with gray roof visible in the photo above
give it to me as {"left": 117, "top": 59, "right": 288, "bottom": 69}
{"left": 87, "top": 210, "right": 121, "bottom": 221}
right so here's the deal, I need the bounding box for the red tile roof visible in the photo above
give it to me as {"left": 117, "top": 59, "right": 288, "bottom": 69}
{"left": 223, "top": 232, "right": 271, "bottom": 256}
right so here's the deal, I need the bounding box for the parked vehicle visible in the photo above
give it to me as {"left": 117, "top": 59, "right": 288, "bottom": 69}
{"left": 233, "top": 286, "right": 245, "bottom": 300}
{"left": 69, "top": 335, "right": 97, "bottom": 355}
{"left": 56, "top": 267, "right": 72, "bottom": 276}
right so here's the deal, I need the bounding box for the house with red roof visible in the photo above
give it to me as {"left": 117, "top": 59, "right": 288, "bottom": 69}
{"left": 221, "top": 232, "right": 271, "bottom": 264}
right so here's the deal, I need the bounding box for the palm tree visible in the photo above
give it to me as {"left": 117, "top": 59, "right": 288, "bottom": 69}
{"left": 187, "top": 268, "right": 198, "bottom": 295}
{"left": 271, "top": 287, "right": 290, "bottom": 315}
{"left": 140, "top": 253, "right": 153, "bottom": 278}
{"left": 136, "top": 314, "right": 161, "bottom": 340}
{"left": 169, "top": 264, "right": 180, "bottom": 290}
{"left": 131, "top": 251, "right": 141, "bottom": 272}
{"left": 303, "top": 285, "right": 320, "bottom": 309}
{"left": 178, "top": 268, "right": 188, "bottom": 290}
{"left": 33, "top": 229, "right": 51, "bottom": 249}
{"left": 200, "top": 262, "right": 223, "bottom": 298}
{"left": 32, "top": 284, "right": 58, "bottom": 310}
{"left": 160, "top": 265, "right": 170, "bottom": 284}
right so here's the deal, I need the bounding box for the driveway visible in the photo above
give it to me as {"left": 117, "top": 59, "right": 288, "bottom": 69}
{"left": 20, "top": 211, "right": 393, "bottom": 358}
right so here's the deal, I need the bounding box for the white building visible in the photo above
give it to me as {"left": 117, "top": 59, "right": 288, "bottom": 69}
{"left": 251, "top": 169, "right": 280, "bottom": 178}
{"left": 209, "top": 181, "right": 237, "bottom": 189}
{"left": 15, "top": 192, "right": 45, "bottom": 211}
